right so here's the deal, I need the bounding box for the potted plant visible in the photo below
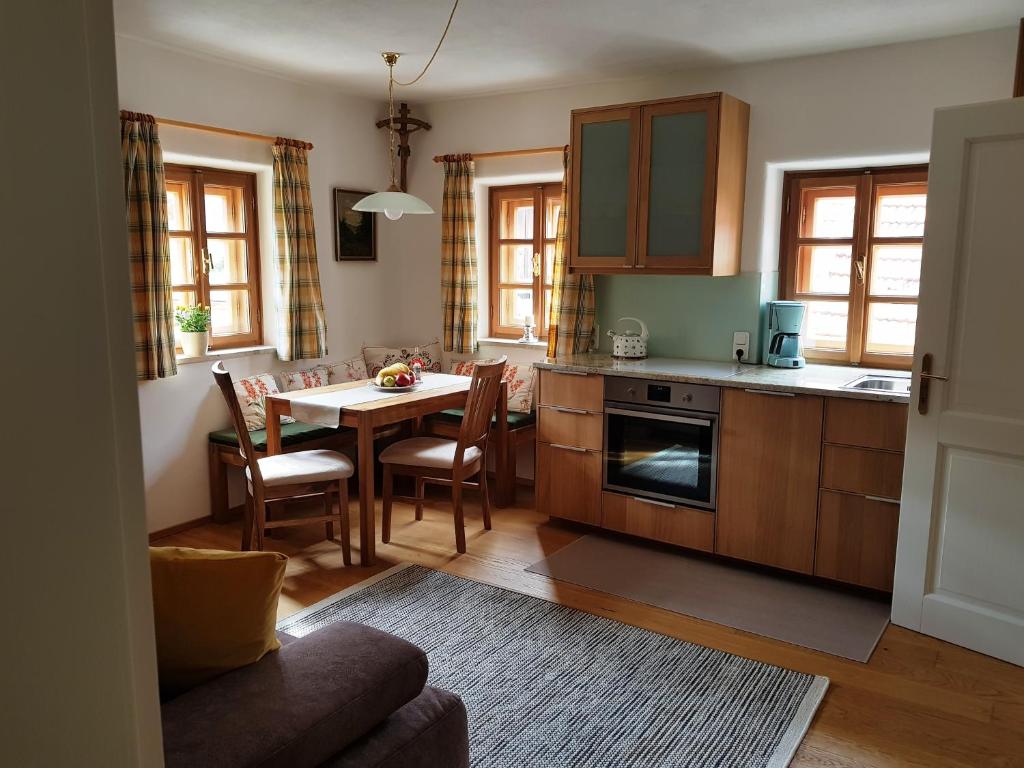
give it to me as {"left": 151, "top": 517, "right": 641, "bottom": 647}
{"left": 175, "top": 304, "right": 212, "bottom": 358}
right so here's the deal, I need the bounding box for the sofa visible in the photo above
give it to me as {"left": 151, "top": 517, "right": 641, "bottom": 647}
{"left": 161, "top": 621, "right": 470, "bottom": 768}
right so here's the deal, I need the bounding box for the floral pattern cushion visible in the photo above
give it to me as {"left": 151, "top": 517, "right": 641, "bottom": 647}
{"left": 280, "top": 366, "right": 330, "bottom": 392}
{"left": 326, "top": 356, "right": 368, "bottom": 384}
{"left": 449, "top": 359, "right": 536, "bottom": 414}
{"left": 232, "top": 374, "right": 296, "bottom": 431}
{"left": 363, "top": 340, "right": 443, "bottom": 377}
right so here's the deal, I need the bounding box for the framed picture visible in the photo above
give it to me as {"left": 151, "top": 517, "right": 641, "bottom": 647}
{"left": 332, "top": 188, "right": 376, "bottom": 261}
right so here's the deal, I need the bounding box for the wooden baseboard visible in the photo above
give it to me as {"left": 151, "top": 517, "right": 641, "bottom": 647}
{"left": 149, "top": 515, "right": 213, "bottom": 543}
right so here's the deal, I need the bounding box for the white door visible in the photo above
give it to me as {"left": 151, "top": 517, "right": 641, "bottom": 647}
{"left": 891, "top": 98, "right": 1024, "bottom": 666}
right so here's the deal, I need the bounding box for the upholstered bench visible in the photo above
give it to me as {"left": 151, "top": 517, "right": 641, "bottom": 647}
{"left": 207, "top": 423, "right": 356, "bottom": 522}
{"left": 424, "top": 396, "right": 536, "bottom": 508}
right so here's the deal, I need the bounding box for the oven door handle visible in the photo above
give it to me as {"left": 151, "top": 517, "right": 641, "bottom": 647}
{"left": 605, "top": 406, "right": 712, "bottom": 428}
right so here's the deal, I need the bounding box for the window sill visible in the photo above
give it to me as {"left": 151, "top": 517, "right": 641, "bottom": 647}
{"left": 176, "top": 344, "right": 276, "bottom": 366}
{"left": 478, "top": 336, "right": 548, "bottom": 349}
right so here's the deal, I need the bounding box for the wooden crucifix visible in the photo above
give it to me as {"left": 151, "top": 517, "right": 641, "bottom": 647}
{"left": 376, "top": 102, "right": 431, "bottom": 192}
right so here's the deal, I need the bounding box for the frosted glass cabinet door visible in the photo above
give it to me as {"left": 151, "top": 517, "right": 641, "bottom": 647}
{"left": 570, "top": 107, "right": 639, "bottom": 268}
{"left": 638, "top": 98, "right": 718, "bottom": 269}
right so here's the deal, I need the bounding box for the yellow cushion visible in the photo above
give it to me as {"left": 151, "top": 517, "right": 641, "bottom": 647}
{"left": 149, "top": 546, "right": 287, "bottom": 692}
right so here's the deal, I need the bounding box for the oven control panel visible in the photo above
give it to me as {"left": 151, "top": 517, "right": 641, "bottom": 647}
{"left": 604, "top": 376, "right": 721, "bottom": 414}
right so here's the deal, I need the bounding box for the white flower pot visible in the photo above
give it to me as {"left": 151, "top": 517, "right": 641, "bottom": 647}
{"left": 179, "top": 330, "right": 209, "bottom": 358}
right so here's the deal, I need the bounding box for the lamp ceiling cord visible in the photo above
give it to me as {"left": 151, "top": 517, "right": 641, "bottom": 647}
{"left": 381, "top": 0, "right": 459, "bottom": 189}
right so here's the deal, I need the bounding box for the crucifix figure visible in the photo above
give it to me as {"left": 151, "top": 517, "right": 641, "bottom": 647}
{"left": 375, "top": 102, "right": 431, "bottom": 193}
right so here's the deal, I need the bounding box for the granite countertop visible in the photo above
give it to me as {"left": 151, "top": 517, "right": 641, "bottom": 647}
{"left": 535, "top": 355, "right": 912, "bottom": 403}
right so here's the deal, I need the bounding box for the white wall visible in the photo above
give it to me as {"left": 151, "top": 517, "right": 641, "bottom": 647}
{"left": 115, "top": 37, "right": 424, "bottom": 532}
{"left": 2, "top": 2, "right": 163, "bottom": 763}
{"left": 393, "top": 27, "right": 1018, "bottom": 334}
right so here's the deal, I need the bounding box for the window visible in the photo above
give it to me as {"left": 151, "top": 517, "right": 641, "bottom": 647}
{"left": 165, "top": 164, "right": 262, "bottom": 350}
{"left": 780, "top": 165, "right": 927, "bottom": 368}
{"left": 488, "top": 183, "right": 562, "bottom": 338}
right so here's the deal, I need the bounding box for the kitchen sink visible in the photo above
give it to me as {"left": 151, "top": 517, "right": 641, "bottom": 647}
{"left": 841, "top": 374, "right": 912, "bottom": 394}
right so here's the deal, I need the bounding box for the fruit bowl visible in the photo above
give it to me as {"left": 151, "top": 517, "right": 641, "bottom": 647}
{"left": 367, "top": 380, "right": 420, "bottom": 393}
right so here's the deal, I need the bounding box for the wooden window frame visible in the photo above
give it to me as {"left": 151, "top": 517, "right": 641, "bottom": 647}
{"left": 780, "top": 164, "right": 928, "bottom": 369}
{"left": 488, "top": 182, "right": 562, "bottom": 339}
{"left": 166, "top": 163, "right": 263, "bottom": 351}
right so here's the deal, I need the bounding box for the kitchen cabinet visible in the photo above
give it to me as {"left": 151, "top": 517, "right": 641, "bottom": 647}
{"left": 815, "top": 399, "right": 908, "bottom": 591}
{"left": 815, "top": 490, "right": 900, "bottom": 591}
{"left": 715, "top": 389, "right": 824, "bottom": 573}
{"left": 602, "top": 492, "right": 714, "bottom": 552}
{"left": 536, "top": 369, "right": 604, "bottom": 525}
{"left": 536, "top": 442, "right": 602, "bottom": 526}
{"left": 569, "top": 92, "right": 749, "bottom": 276}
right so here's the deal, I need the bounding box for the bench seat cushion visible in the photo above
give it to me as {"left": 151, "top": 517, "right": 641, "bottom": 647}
{"left": 430, "top": 408, "right": 536, "bottom": 429}
{"left": 210, "top": 421, "right": 353, "bottom": 452}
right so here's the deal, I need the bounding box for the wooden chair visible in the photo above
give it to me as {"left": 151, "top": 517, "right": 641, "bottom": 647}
{"left": 380, "top": 357, "right": 507, "bottom": 554}
{"left": 212, "top": 362, "right": 355, "bottom": 564}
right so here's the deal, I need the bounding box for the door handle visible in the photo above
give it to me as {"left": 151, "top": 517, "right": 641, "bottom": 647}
{"left": 552, "top": 369, "right": 589, "bottom": 376}
{"left": 918, "top": 353, "right": 948, "bottom": 415}
{"left": 549, "top": 406, "right": 589, "bottom": 415}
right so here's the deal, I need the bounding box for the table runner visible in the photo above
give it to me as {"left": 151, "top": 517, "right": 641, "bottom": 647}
{"left": 289, "top": 373, "right": 470, "bottom": 427}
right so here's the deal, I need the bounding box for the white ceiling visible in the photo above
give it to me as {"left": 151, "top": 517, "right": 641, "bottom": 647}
{"left": 113, "top": 0, "right": 1021, "bottom": 100}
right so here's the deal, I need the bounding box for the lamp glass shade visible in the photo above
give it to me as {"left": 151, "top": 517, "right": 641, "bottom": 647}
{"left": 352, "top": 190, "right": 434, "bottom": 220}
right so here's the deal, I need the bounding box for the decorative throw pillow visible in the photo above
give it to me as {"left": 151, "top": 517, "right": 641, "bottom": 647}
{"left": 363, "top": 340, "right": 443, "bottom": 377}
{"left": 280, "top": 365, "right": 330, "bottom": 392}
{"left": 448, "top": 359, "right": 537, "bottom": 414}
{"left": 232, "top": 373, "right": 295, "bottom": 431}
{"left": 326, "top": 355, "right": 368, "bottom": 384}
{"left": 149, "top": 547, "right": 287, "bottom": 694}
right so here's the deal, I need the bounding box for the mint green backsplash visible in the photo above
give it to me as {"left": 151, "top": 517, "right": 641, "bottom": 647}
{"left": 594, "top": 272, "right": 778, "bottom": 362}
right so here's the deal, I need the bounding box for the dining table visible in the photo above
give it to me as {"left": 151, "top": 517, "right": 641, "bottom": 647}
{"left": 263, "top": 373, "right": 476, "bottom": 566}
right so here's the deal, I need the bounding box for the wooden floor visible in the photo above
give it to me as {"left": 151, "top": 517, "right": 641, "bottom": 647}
{"left": 156, "top": 489, "right": 1024, "bottom": 767}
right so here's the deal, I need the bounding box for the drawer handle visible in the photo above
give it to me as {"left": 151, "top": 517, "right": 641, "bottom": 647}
{"left": 550, "top": 443, "right": 589, "bottom": 453}
{"left": 549, "top": 406, "right": 589, "bottom": 415}
{"left": 743, "top": 388, "right": 795, "bottom": 397}
{"left": 633, "top": 496, "right": 676, "bottom": 509}
{"left": 865, "top": 495, "right": 901, "bottom": 505}
{"left": 552, "top": 370, "right": 590, "bottom": 376}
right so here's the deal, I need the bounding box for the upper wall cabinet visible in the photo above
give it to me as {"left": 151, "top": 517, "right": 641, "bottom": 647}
{"left": 569, "top": 93, "right": 749, "bottom": 276}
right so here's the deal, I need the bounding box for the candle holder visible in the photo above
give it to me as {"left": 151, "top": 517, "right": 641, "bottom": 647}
{"left": 518, "top": 319, "right": 538, "bottom": 344}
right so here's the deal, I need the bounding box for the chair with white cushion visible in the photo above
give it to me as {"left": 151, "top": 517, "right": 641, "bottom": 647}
{"left": 212, "top": 362, "right": 354, "bottom": 563}
{"left": 380, "top": 357, "right": 507, "bottom": 554}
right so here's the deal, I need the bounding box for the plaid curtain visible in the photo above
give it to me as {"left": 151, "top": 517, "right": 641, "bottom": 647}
{"left": 440, "top": 155, "right": 479, "bottom": 354}
{"left": 121, "top": 111, "right": 177, "bottom": 380}
{"left": 272, "top": 139, "right": 328, "bottom": 361}
{"left": 547, "top": 147, "right": 596, "bottom": 357}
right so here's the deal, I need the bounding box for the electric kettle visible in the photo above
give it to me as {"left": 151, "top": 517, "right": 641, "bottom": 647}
{"left": 607, "top": 317, "right": 649, "bottom": 359}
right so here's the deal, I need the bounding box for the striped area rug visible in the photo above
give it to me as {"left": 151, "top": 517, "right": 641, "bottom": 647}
{"left": 278, "top": 564, "right": 828, "bottom": 768}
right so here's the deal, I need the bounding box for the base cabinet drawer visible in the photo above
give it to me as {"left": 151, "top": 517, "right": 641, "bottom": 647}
{"left": 536, "top": 442, "right": 602, "bottom": 525}
{"left": 538, "top": 370, "right": 604, "bottom": 412}
{"left": 538, "top": 406, "right": 603, "bottom": 450}
{"left": 824, "top": 398, "right": 908, "bottom": 451}
{"left": 602, "top": 493, "right": 714, "bottom": 552}
{"left": 821, "top": 444, "right": 904, "bottom": 499}
{"left": 815, "top": 490, "right": 900, "bottom": 591}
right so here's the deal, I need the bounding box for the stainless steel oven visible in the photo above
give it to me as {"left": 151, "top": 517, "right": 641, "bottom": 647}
{"left": 603, "top": 377, "right": 720, "bottom": 509}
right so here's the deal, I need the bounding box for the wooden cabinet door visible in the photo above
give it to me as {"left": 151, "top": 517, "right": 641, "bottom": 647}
{"left": 636, "top": 97, "right": 718, "bottom": 271}
{"left": 569, "top": 107, "right": 640, "bottom": 271}
{"left": 716, "top": 389, "right": 824, "bottom": 573}
{"left": 815, "top": 490, "right": 899, "bottom": 591}
{"left": 536, "top": 442, "right": 602, "bottom": 525}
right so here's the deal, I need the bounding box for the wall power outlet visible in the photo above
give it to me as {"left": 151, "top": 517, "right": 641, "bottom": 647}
{"left": 732, "top": 331, "right": 750, "bottom": 363}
